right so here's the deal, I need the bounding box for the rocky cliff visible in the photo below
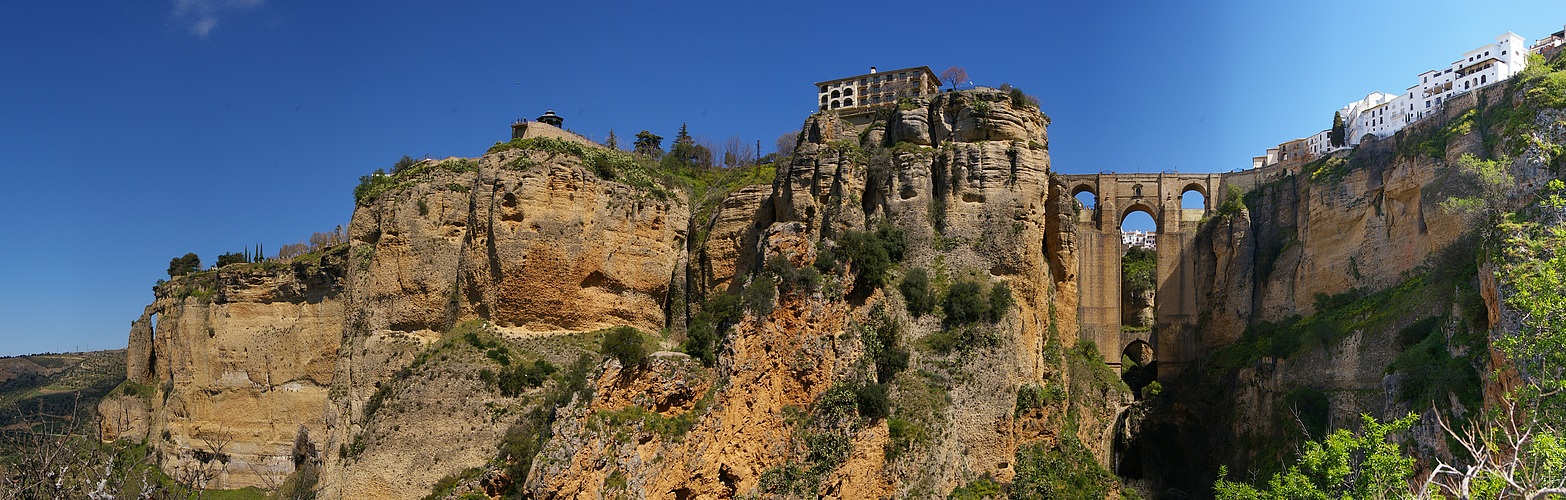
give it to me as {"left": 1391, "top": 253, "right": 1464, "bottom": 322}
{"left": 96, "top": 75, "right": 1566, "bottom": 498}
{"left": 98, "top": 249, "right": 347, "bottom": 489}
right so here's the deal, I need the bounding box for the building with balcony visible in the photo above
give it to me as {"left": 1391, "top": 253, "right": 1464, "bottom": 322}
{"left": 815, "top": 66, "right": 942, "bottom": 118}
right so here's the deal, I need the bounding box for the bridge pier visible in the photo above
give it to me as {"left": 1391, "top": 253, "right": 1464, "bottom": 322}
{"left": 1062, "top": 172, "right": 1223, "bottom": 377}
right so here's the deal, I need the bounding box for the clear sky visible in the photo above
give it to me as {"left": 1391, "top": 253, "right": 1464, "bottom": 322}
{"left": 3, "top": 0, "right": 1565, "bottom": 356}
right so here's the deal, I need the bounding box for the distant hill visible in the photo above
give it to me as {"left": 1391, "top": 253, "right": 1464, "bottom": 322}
{"left": 0, "top": 350, "right": 125, "bottom": 447}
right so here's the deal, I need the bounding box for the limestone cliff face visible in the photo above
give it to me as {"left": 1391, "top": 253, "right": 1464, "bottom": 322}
{"left": 1177, "top": 82, "right": 1566, "bottom": 477}
{"left": 98, "top": 249, "right": 348, "bottom": 489}
{"left": 314, "top": 152, "right": 689, "bottom": 499}
{"left": 529, "top": 90, "right": 1125, "bottom": 498}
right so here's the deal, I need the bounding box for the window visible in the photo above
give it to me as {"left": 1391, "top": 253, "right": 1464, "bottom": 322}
{"left": 843, "top": 98, "right": 853, "bottom": 106}
{"left": 844, "top": 87, "right": 854, "bottom": 96}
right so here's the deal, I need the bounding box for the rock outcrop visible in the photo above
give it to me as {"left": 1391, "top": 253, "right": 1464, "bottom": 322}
{"left": 99, "top": 249, "right": 348, "bottom": 489}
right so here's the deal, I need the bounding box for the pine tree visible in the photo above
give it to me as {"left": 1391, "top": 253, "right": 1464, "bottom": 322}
{"left": 604, "top": 129, "right": 618, "bottom": 150}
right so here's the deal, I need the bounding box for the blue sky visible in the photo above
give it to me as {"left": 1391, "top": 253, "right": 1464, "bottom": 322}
{"left": 3, "top": 0, "right": 1564, "bottom": 356}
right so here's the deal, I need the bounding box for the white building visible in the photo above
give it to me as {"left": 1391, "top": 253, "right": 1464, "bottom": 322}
{"left": 1123, "top": 230, "right": 1156, "bottom": 250}
{"left": 1339, "top": 91, "right": 1398, "bottom": 147}
{"left": 1306, "top": 129, "right": 1333, "bottom": 156}
{"left": 1408, "top": 32, "right": 1528, "bottom": 122}
{"left": 1252, "top": 31, "right": 1535, "bottom": 169}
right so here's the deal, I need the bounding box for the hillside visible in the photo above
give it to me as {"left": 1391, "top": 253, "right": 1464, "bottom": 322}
{"left": 0, "top": 350, "right": 125, "bottom": 450}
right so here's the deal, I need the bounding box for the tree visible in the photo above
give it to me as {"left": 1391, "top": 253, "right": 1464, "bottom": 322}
{"left": 390, "top": 155, "right": 417, "bottom": 174}
{"left": 168, "top": 253, "right": 201, "bottom": 277}
{"left": 604, "top": 129, "right": 618, "bottom": 150}
{"left": 1214, "top": 413, "right": 1419, "bottom": 500}
{"left": 721, "top": 135, "right": 753, "bottom": 168}
{"left": 215, "top": 251, "right": 248, "bottom": 268}
{"left": 600, "top": 326, "right": 648, "bottom": 369}
{"left": 633, "top": 130, "right": 664, "bottom": 158}
{"left": 776, "top": 130, "right": 799, "bottom": 158}
{"left": 941, "top": 66, "right": 969, "bottom": 91}
{"left": 1330, "top": 111, "right": 1346, "bottom": 148}
{"left": 664, "top": 123, "right": 713, "bottom": 169}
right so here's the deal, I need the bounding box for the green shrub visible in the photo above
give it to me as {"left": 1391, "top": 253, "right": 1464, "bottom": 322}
{"left": 600, "top": 326, "right": 648, "bottom": 369}
{"left": 743, "top": 274, "right": 777, "bottom": 317}
{"left": 899, "top": 268, "right": 936, "bottom": 317}
{"left": 498, "top": 359, "right": 557, "bottom": 397}
{"left": 766, "top": 255, "right": 820, "bottom": 294}
{"left": 943, "top": 280, "right": 988, "bottom": 325}
{"left": 853, "top": 382, "right": 889, "bottom": 421}
{"left": 949, "top": 476, "right": 1003, "bottom": 500}
{"left": 805, "top": 432, "right": 852, "bottom": 475}
{"left": 1014, "top": 383, "right": 1064, "bottom": 414}
{"left": 862, "top": 306, "right": 910, "bottom": 383}
{"left": 987, "top": 282, "right": 1013, "bottom": 322}
{"left": 813, "top": 383, "right": 860, "bottom": 425}
{"left": 684, "top": 292, "right": 742, "bottom": 366}
{"left": 1012, "top": 433, "right": 1116, "bottom": 499}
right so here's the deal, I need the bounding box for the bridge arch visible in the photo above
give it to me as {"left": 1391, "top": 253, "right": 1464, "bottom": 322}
{"left": 1119, "top": 203, "right": 1160, "bottom": 233}
{"left": 1179, "top": 183, "right": 1209, "bottom": 211}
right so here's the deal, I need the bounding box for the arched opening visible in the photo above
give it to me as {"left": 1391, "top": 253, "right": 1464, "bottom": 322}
{"left": 844, "top": 87, "right": 854, "bottom": 96}
{"left": 843, "top": 98, "right": 853, "bottom": 106}
{"left": 1072, "top": 185, "right": 1097, "bottom": 210}
{"left": 831, "top": 100, "right": 841, "bottom": 109}
{"left": 1119, "top": 208, "right": 1157, "bottom": 400}
{"left": 1180, "top": 183, "right": 1207, "bottom": 211}
{"left": 831, "top": 90, "right": 841, "bottom": 98}
{"left": 1121, "top": 339, "right": 1157, "bottom": 398}
{"left": 821, "top": 95, "right": 828, "bottom": 104}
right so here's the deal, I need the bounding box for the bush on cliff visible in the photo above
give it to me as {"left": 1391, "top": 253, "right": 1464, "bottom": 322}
{"left": 899, "top": 268, "right": 936, "bottom": 317}
{"left": 600, "top": 326, "right": 648, "bottom": 369}
{"left": 683, "top": 292, "right": 742, "bottom": 366}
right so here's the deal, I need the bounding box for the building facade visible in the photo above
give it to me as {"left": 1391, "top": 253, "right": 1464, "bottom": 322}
{"left": 815, "top": 66, "right": 942, "bottom": 114}
{"left": 1252, "top": 31, "right": 1535, "bottom": 169}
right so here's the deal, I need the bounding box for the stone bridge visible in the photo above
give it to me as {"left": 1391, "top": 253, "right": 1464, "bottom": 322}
{"left": 1061, "top": 172, "right": 1229, "bottom": 375}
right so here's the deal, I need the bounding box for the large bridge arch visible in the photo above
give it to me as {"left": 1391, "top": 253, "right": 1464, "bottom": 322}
{"left": 1059, "top": 172, "right": 1225, "bottom": 375}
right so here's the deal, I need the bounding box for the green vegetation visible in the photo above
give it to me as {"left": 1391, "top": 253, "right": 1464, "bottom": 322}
{"left": 940, "top": 278, "right": 1013, "bottom": 327}
{"left": 599, "top": 326, "right": 649, "bottom": 369}
{"left": 860, "top": 306, "right": 910, "bottom": 384}
{"left": 1215, "top": 184, "right": 1247, "bottom": 217}
{"left": 1121, "top": 246, "right": 1156, "bottom": 295}
{"left": 1214, "top": 413, "right": 1418, "bottom": 500}
{"left": 497, "top": 359, "right": 556, "bottom": 397}
{"left": 884, "top": 371, "right": 949, "bottom": 461}
{"left": 1014, "top": 382, "right": 1065, "bottom": 415}
{"left": 683, "top": 291, "right": 742, "bottom": 366}
{"left": 423, "top": 467, "right": 484, "bottom": 500}
{"left": 948, "top": 476, "right": 1003, "bottom": 499}
{"left": 495, "top": 353, "right": 596, "bottom": 498}
{"left": 214, "top": 251, "right": 248, "bottom": 268}
{"left": 899, "top": 267, "right": 937, "bottom": 317}
{"left": 1011, "top": 427, "right": 1117, "bottom": 498}
{"left": 742, "top": 273, "right": 777, "bottom": 317}
{"left": 826, "top": 222, "right": 907, "bottom": 293}
{"left": 354, "top": 157, "right": 478, "bottom": 205}
{"left": 167, "top": 252, "right": 200, "bottom": 277}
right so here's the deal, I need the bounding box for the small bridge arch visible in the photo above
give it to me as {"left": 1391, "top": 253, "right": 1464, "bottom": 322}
{"left": 1059, "top": 172, "right": 1226, "bottom": 375}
